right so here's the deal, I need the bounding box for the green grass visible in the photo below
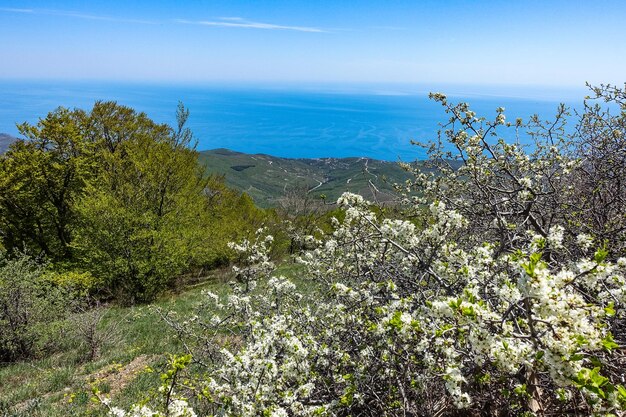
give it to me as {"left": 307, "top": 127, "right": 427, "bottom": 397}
{"left": 0, "top": 262, "right": 309, "bottom": 416}
{"left": 0, "top": 274, "right": 227, "bottom": 415}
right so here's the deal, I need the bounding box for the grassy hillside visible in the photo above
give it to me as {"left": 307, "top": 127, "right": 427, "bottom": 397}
{"left": 199, "top": 149, "right": 412, "bottom": 207}
{"left": 0, "top": 263, "right": 306, "bottom": 417}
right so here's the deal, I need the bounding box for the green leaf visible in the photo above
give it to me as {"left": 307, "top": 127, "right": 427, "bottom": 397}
{"left": 601, "top": 333, "right": 619, "bottom": 352}
{"left": 530, "top": 252, "right": 542, "bottom": 264}
{"left": 594, "top": 247, "right": 608, "bottom": 263}
{"left": 604, "top": 302, "right": 615, "bottom": 317}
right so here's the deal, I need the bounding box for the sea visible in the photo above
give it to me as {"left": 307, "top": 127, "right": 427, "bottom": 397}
{"left": 0, "top": 81, "right": 584, "bottom": 161}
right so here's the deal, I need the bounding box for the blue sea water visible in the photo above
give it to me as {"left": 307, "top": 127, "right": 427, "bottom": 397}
{"left": 0, "top": 81, "right": 579, "bottom": 161}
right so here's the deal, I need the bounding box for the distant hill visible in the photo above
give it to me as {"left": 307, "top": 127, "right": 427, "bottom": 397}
{"left": 0, "top": 133, "right": 18, "bottom": 153}
{"left": 199, "top": 149, "right": 414, "bottom": 207}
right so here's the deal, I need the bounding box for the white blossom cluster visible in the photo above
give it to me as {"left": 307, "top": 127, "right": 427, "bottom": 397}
{"left": 103, "top": 397, "right": 196, "bottom": 417}
{"left": 111, "top": 190, "right": 625, "bottom": 416}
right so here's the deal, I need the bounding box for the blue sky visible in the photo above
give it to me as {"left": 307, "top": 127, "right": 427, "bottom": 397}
{"left": 0, "top": 0, "right": 624, "bottom": 88}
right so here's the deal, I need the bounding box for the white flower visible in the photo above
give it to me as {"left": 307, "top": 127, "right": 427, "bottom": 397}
{"left": 109, "top": 407, "right": 126, "bottom": 417}
{"left": 519, "top": 177, "right": 532, "bottom": 188}
{"left": 270, "top": 407, "right": 289, "bottom": 417}
{"left": 576, "top": 234, "right": 594, "bottom": 250}
{"left": 547, "top": 225, "right": 564, "bottom": 249}
{"left": 168, "top": 399, "right": 197, "bottom": 417}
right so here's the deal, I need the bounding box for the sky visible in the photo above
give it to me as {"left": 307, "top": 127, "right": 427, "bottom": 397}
{"left": 0, "top": 0, "right": 625, "bottom": 88}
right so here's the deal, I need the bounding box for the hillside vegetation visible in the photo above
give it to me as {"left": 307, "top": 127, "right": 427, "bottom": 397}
{"left": 0, "top": 101, "right": 273, "bottom": 304}
{"left": 199, "top": 148, "right": 412, "bottom": 207}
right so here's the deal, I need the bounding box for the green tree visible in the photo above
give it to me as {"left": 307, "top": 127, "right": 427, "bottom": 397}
{"left": 0, "top": 108, "right": 93, "bottom": 260}
{"left": 72, "top": 103, "right": 215, "bottom": 303}
{"left": 0, "top": 101, "right": 270, "bottom": 303}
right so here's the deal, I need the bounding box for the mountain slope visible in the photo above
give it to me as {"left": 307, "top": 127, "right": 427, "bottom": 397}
{"left": 199, "top": 149, "right": 412, "bottom": 207}
{"left": 0, "top": 133, "right": 17, "bottom": 154}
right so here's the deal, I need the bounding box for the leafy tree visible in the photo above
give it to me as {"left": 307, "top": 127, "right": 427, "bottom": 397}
{"left": 0, "top": 108, "right": 93, "bottom": 260}
{"left": 196, "top": 178, "right": 271, "bottom": 268}
{"left": 71, "top": 103, "right": 214, "bottom": 303}
{"left": 0, "top": 100, "right": 270, "bottom": 303}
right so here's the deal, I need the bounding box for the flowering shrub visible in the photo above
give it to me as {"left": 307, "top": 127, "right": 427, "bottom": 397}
{"left": 402, "top": 84, "right": 626, "bottom": 263}
{"left": 110, "top": 194, "right": 626, "bottom": 416}
{"left": 111, "top": 86, "right": 626, "bottom": 416}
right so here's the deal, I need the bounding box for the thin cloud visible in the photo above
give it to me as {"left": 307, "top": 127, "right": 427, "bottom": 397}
{"left": 0, "top": 7, "right": 156, "bottom": 24}
{"left": 0, "top": 8, "right": 325, "bottom": 32}
{"left": 176, "top": 17, "right": 327, "bottom": 33}
{"left": 0, "top": 7, "right": 34, "bottom": 13}
{"left": 218, "top": 17, "right": 247, "bottom": 21}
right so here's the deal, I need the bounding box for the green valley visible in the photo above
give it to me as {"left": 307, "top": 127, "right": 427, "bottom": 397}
{"left": 199, "top": 148, "right": 412, "bottom": 207}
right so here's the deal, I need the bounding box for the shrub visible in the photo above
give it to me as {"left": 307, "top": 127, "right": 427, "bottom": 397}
{"left": 0, "top": 253, "right": 70, "bottom": 361}
{"left": 44, "top": 269, "right": 100, "bottom": 297}
{"left": 69, "top": 302, "right": 121, "bottom": 362}
{"left": 110, "top": 199, "right": 626, "bottom": 416}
